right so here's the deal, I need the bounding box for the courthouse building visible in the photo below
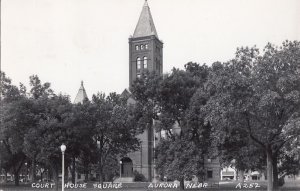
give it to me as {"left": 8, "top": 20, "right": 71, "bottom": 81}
{"left": 74, "top": 0, "right": 220, "bottom": 182}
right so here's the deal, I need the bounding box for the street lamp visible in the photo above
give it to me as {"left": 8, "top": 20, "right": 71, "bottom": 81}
{"left": 60, "top": 144, "right": 66, "bottom": 191}
{"left": 25, "top": 162, "right": 28, "bottom": 183}
{"left": 119, "top": 160, "right": 122, "bottom": 179}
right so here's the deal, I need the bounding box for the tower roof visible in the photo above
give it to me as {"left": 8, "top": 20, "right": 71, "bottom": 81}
{"left": 74, "top": 81, "right": 88, "bottom": 104}
{"left": 133, "top": 0, "right": 158, "bottom": 38}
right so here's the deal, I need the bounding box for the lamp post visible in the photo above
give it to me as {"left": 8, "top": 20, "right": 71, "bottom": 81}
{"left": 119, "top": 161, "right": 122, "bottom": 179}
{"left": 60, "top": 144, "right": 66, "bottom": 191}
{"left": 24, "top": 162, "right": 28, "bottom": 183}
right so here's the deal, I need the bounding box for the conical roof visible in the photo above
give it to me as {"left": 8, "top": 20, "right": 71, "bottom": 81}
{"left": 74, "top": 81, "right": 88, "bottom": 104}
{"left": 133, "top": 0, "right": 158, "bottom": 38}
{"left": 120, "top": 88, "right": 131, "bottom": 99}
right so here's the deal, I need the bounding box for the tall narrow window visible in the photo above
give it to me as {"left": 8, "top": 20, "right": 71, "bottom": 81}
{"left": 143, "top": 57, "right": 148, "bottom": 69}
{"left": 136, "top": 57, "right": 141, "bottom": 74}
{"left": 141, "top": 45, "right": 144, "bottom": 50}
{"left": 137, "top": 57, "right": 141, "bottom": 71}
{"left": 157, "top": 61, "right": 161, "bottom": 74}
{"left": 145, "top": 44, "right": 148, "bottom": 49}
{"left": 135, "top": 45, "right": 139, "bottom": 50}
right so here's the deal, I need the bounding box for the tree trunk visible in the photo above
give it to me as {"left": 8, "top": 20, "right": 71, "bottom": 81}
{"left": 238, "top": 170, "right": 244, "bottom": 182}
{"left": 13, "top": 166, "right": 20, "bottom": 186}
{"left": 50, "top": 162, "right": 59, "bottom": 191}
{"left": 180, "top": 177, "right": 184, "bottom": 190}
{"left": 12, "top": 156, "right": 25, "bottom": 186}
{"left": 49, "top": 169, "right": 52, "bottom": 181}
{"left": 202, "top": 155, "right": 205, "bottom": 182}
{"left": 99, "top": 166, "right": 104, "bottom": 184}
{"left": 31, "top": 158, "right": 37, "bottom": 182}
{"left": 266, "top": 147, "right": 273, "bottom": 191}
{"left": 98, "top": 137, "right": 104, "bottom": 184}
{"left": 72, "top": 156, "right": 76, "bottom": 183}
{"left": 85, "top": 169, "right": 89, "bottom": 182}
{"left": 272, "top": 156, "right": 279, "bottom": 189}
{"left": 4, "top": 170, "right": 7, "bottom": 183}
{"left": 40, "top": 171, "right": 43, "bottom": 182}
{"left": 67, "top": 167, "right": 72, "bottom": 183}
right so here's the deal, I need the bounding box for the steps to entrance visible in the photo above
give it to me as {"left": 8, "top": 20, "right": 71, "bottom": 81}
{"left": 114, "top": 177, "right": 134, "bottom": 183}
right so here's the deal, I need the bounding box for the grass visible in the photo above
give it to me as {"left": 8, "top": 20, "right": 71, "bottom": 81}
{"left": 0, "top": 180, "right": 300, "bottom": 191}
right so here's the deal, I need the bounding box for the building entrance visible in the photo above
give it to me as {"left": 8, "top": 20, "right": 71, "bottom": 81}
{"left": 121, "top": 157, "right": 133, "bottom": 177}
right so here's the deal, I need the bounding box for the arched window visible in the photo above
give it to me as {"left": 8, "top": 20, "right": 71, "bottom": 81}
{"left": 141, "top": 44, "right": 144, "bottom": 50}
{"left": 143, "top": 57, "right": 148, "bottom": 69}
{"left": 137, "top": 57, "right": 141, "bottom": 71}
{"left": 135, "top": 45, "right": 139, "bottom": 50}
{"left": 145, "top": 44, "right": 148, "bottom": 49}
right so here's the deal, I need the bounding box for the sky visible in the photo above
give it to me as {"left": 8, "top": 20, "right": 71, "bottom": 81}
{"left": 2, "top": 0, "right": 300, "bottom": 101}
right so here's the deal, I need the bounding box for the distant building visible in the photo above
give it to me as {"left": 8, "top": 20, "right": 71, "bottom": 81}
{"left": 72, "top": 81, "right": 90, "bottom": 183}
{"left": 220, "top": 166, "right": 267, "bottom": 181}
{"left": 74, "top": 81, "right": 88, "bottom": 104}
{"left": 220, "top": 167, "right": 237, "bottom": 180}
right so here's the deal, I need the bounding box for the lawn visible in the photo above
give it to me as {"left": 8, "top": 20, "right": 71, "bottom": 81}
{"left": 1, "top": 180, "right": 300, "bottom": 191}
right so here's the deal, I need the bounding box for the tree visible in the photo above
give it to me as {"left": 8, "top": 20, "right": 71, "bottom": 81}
{"left": 130, "top": 67, "right": 206, "bottom": 136}
{"left": 131, "top": 64, "right": 211, "bottom": 189}
{"left": 204, "top": 41, "right": 300, "bottom": 191}
{"left": 0, "top": 139, "right": 11, "bottom": 183}
{"left": 31, "top": 94, "right": 73, "bottom": 190}
{"left": 29, "top": 75, "right": 53, "bottom": 99}
{"left": 219, "top": 136, "right": 266, "bottom": 181}
{"left": 277, "top": 140, "right": 300, "bottom": 179}
{"left": 9, "top": 75, "right": 74, "bottom": 190}
{"left": 23, "top": 75, "right": 55, "bottom": 182}
{"left": 156, "top": 137, "right": 205, "bottom": 189}
{"left": 1, "top": 73, "right": 142, "bottom": 188}
{"left": 21, "top": 75, "right": 75, "bottom": 186}
{"left": 158, "top": 67, "right": 201, "bottom": 132}
{"left": 0, "top": 72, "right": 29, "bottom": 186}
{"left": 89, "top": 93, "right": 140, "bottom": 184}
{"left": 69, "top": 100, "right": 98, "bottom": 183}
{"left": 130, "top": 72, "right": 163, "bottom": 130}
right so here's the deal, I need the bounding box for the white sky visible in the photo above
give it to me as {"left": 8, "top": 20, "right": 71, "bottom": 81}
{"left": 2, "top": 0, "right": 300, "bottom": 101}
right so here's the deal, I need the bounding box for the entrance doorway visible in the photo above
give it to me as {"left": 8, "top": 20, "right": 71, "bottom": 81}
{"left": 121, "top": 157, "right": 133, "bottom": 177}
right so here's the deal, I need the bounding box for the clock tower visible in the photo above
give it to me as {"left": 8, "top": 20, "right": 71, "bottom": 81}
{"left": 129, "top": 0, "right": 163, "bottom": 87}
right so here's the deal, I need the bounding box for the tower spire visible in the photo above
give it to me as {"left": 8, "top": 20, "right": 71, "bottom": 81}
{"left": 74, "top": 81, "right": 88, "bottom": 104}
{"left": 129, "top": 0, "right": 163, "bottom": 88}
{"left": 144, "top": 0, "right": 148, "bottom": 7}
{"left": 133, "top": 0, "right": 158, "bottom": 38}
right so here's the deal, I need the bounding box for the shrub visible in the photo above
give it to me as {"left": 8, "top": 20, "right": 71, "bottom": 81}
{"left": 278, "top": 177, "right": 285, "bottom": 187}
{"left": 133, "top": 170, "right": 146, "bottom": 182}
